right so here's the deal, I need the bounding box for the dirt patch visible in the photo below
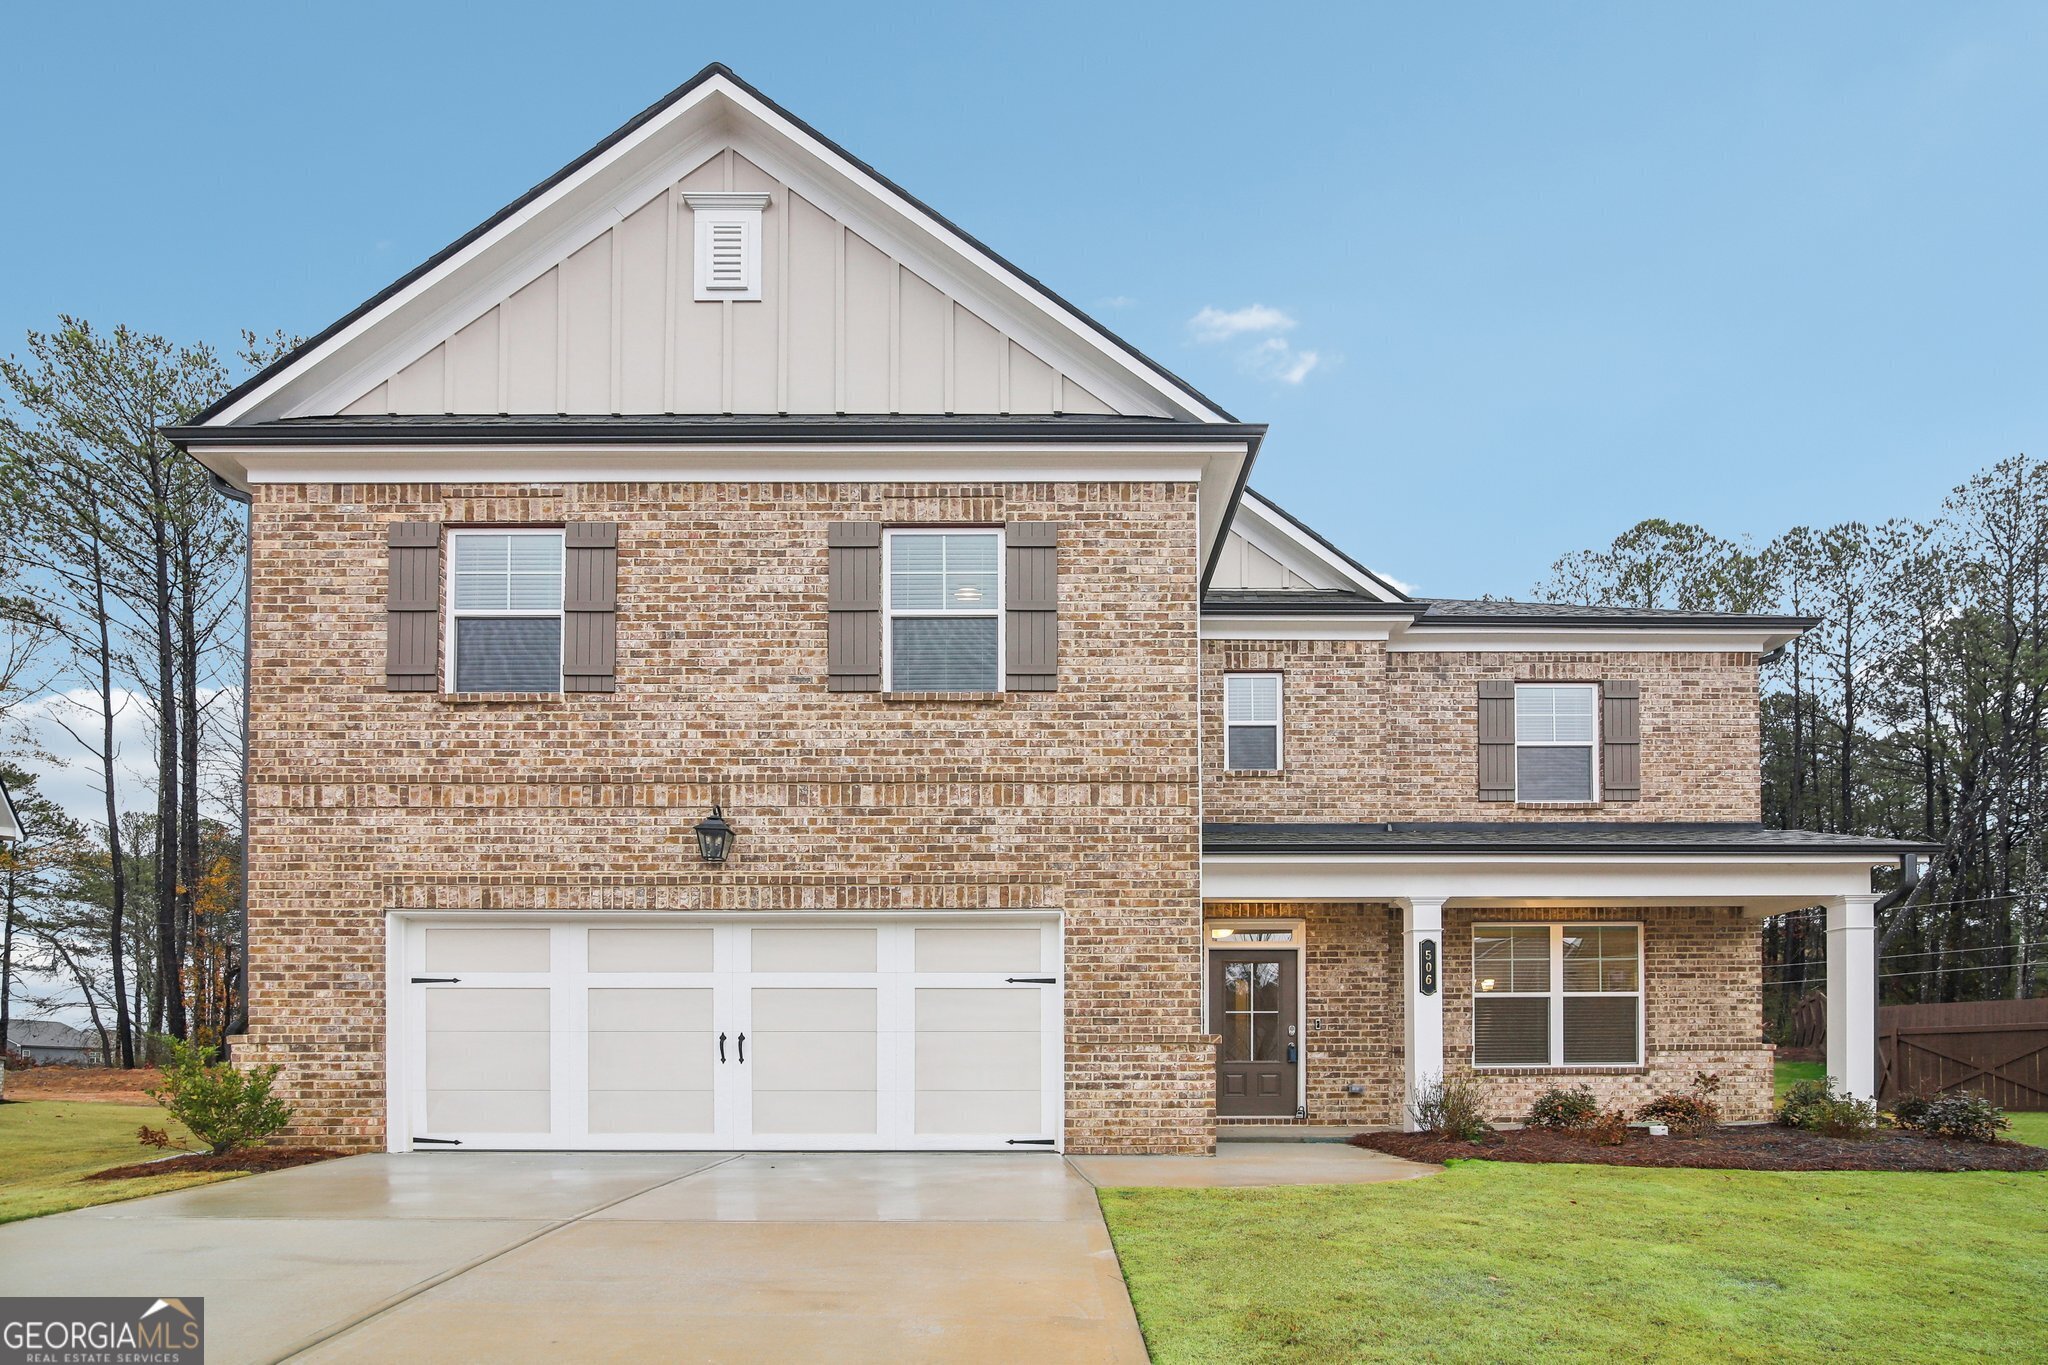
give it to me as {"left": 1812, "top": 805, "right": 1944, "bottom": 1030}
{"left": 85, "top": 1147, "right": 345, "bottom": 1181}
{"left": 4, "top": 1067, "right": 162, "bottom": 1104}
{"left": 1353, "top": 1124, "right": 2048, "bottom": 1173}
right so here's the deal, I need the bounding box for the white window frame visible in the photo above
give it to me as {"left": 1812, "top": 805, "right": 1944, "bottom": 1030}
{"left": 444, "top": 528, "right": 566, "bottom": 695}
{"left": 1471, "top": 921, "right": 1644, "bottom": 1069}
{"left": 1513, "top": 682, "right": 1601, "bottom": 804}
{"left": 1223, "top": 672, "right": 1284, "bottom": 772}
{"left": 881, "top": 527, "right": 1005, "bottom": 694}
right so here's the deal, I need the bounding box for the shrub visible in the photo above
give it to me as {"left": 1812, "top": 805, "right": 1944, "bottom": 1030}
{"left": 1905, "top": 1093, "right": 2010, "bottom": 1144}
{"left": 1525, "top": 1085, "right": 1601, "bottom": 1131}
{"left": 1583, "top": 1108, "right": 1631, "bottom": 1147}
{"left": 1776, "top": 1077, "right": 1879, "bottom": 1139}
{"left": 1637, "top": 1070, "right": 1724, "bottom": 1135}
{"left": 146, "top": 1035, "right": 293, "bottom": 1155}
{"left": 1410, "top": 1075, "right": 1490, "bottom": 1142}
{"left": 1889, "top": 1093, "right": 1934, "bottom": 1129}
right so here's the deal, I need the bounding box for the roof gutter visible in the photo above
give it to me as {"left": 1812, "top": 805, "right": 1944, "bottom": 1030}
{"left": 207, "top": 471, "right": 254, "bottom": 1040}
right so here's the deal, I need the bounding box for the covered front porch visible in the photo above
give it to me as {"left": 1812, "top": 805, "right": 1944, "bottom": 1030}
{"left": 1200, "top": 823, "right": 1931, "bottom": 1130}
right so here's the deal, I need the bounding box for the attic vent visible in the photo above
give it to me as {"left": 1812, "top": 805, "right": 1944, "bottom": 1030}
{"left": 684, "top": 192, "right": 770, "bottom": 302}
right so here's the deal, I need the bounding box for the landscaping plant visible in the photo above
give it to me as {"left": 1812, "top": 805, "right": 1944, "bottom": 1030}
{"left": 1902, "top": 1093, "right": 2010, "bottom": 1144}
{"left": 1410, "top": 1075, "right": 1490, "bottom": 1142}
{"left": 1524, "top": 1085, "right": 1600, "bottom": 1131}
{"left": 1776, "top": 1077, "right": 1880, "bottom": 1139}
{"left": 146, "top": 1036, "right": 293, "bottom": 1155}
{"left": 1583, "top": 1108, "right": 1632, "bottom": 1146}
{"left": 1637, "top": 1071, "right": 1724, "bottom": 1135}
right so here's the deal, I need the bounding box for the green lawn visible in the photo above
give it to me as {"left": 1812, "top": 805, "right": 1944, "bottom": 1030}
{"left": 1774, "top": 1059, "right": 1826, "bottom": 1097}
{"left": 0, "top": 1100, "right": 234, "bottom": 1224}
{"left": 1102, "top": 1161, "right": 2048, "bottom": 1363}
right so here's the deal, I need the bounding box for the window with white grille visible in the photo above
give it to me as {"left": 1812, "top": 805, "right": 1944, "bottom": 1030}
{"left": 448, "top": 530, "right": 564, "bottom": 693}
{"left": 884, "top": 529, "right": 1002, "bottom": 692}
{"left": 1515, "top": 683, "right": 1598, "bottom": 802}
{"left": 1224, "top": 674, "right": 1282, "bottom": 771}
{"left": 1474, "top": 923, "right": 1642, "bottom": 1067}
{"left": 685, "top": 193, "right": 769, "bottom": 301}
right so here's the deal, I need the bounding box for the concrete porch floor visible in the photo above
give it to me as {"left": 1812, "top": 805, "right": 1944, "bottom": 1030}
{"left": 0, "top": 1146, "right": 1437, "bottom": 1363}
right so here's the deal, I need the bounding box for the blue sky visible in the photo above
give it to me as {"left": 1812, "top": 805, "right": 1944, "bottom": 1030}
{"left": 5, "top": 2, "right": 2044, "bottom": 598}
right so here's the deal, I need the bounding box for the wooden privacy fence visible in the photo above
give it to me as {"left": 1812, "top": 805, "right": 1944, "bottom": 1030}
{"left": 1877, "top": 998, "right": 2048, "bottom": 1111}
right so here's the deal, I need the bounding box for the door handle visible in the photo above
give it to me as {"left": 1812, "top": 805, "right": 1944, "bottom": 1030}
{"left": 718, "top": 1032, "right": 727, "bottom": 1063}
{"left": 737, "top": 1033, "right": 746, "bottom": 1064}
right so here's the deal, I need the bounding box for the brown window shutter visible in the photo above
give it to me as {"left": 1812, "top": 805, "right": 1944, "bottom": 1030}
{"left": 1602, "top": 679, "right": 1641, "bottom": 801}
{"left": 1477, "top": 680, "right": 1516, "bottom": 801}
{"left": 563, "top": 522, "right": 618, "bottom": 693}
{"left": 385, "top": 522, "right": 441, "bottom": 691}
{"left": 1004, "top": 522, "right": 1059, "bottom": 692}
{"left": 827, "top": 521, "right": 882, "bottom": 692}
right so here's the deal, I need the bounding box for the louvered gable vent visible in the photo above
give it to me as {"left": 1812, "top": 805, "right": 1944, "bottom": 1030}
{"left": 686, "top": 192, "right": 769, "bottom": 301}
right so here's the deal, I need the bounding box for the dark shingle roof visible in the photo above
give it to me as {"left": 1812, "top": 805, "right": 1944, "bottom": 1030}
{"left": 1203, "top": 822, "right": 1937, "bottom": 856}
{"left": 1201, "top": 590, "right": 1419, "bottom": 616}
{"left": 1198, "top": 590, "right": 1817, "bottom": 632}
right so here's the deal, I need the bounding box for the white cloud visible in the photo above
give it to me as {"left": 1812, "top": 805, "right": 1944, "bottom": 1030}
{"left": 1187, "top": 304, "right": 1296, "bottom": 343}
{"left": 1378, "top": 572, "right": 1419, "bottom": 597}
{"left": 1096, "top": 295, "right": 1139, "bottom": 311}
{"left": 1245, "top": 336, "right": 1321, "bottom": 385}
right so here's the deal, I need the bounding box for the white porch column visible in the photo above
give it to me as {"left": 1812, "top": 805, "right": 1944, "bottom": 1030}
{"left": 1826, "top": 893, "right": 1880, "bottom": 1100}
{"left": 1401, "top": 897, "right": 1447, "bottom": 1131}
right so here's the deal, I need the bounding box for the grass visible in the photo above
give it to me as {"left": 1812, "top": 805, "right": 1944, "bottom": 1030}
{"left": 1101, "top": 1161, "right": 2048, "bottom": 1363}
{"left": 0, "top": 1100, "right": 235, "bottom": 1224}
{"left": 1769, "top": 1061, "right": 2048, "bottom": 1147}
{"left": 1774, "top": 1060, "right": 1826, "bottom": 1097}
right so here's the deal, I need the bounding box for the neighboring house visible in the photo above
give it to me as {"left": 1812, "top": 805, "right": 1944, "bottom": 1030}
{"left": 166, "top": 65, "right": 1927, "bottom": 1155}
{"left": 7, "top": 1020, "right": 99, "bottom": 1067}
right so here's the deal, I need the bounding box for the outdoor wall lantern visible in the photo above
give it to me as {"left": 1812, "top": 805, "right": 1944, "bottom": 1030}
{"left": 693, "top": 805, "right": 736, "bottom": 865}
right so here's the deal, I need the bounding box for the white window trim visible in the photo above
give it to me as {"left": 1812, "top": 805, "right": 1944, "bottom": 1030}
{"left": 444, "top": 528, "right": 565, "bottom": 695}
{"left": 1202, "top": 918, "right": 1307, "bottom": 1115}
{"left": 1223, "top": 672, "right": 1284, "bottom": 772}
{"left": 1471, "top": 921, "right": 1644, "bottom": 1069}
{"left": 881, "top": 527, "right": 1006, "bottom": 694}
{"left": 1514, "top": 681, "right": 1601, "bottom": 804}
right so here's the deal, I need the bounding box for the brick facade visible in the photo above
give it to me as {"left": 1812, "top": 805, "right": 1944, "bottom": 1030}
{"left": 240, "top": 478, "right": 1212, "bottom": 1154}
{"left": 1204, "top": 641, "right": 1762, "bottom": 824}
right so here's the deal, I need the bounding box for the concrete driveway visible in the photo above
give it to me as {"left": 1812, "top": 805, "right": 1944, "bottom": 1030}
{"left": 0, "top": 1153, "right": 1146, "bottom": 1363}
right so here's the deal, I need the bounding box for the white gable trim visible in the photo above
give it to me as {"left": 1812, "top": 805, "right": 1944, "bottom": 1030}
{"left": 196, "top": 69, "right": 1230, "bottom": 428}
{"left": 1229, "top": 491, "right": 1406, "bottom": 601}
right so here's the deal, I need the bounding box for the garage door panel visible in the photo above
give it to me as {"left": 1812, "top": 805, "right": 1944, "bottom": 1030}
{"left": 916, "top": 1090, "right": 1041, "bottom": 1136}
{"left": 753, "top": 1090, "right": 878, "bottom": 1135}
{"left": 588, "top": 928, "right": 713, "bottom": 973}
{"left": 427, "top": 1031, "right": 552, "bottom": 1091}
{"left": 750, "top": 1029, "right": 878, "bottom": 1091}
{"left": 915, "top": 1030, "right": 1039, "bottom": 1092}
{"left": 424, "top": 928, "right": 550, "bottom": 973}
{"left": 426, "top": 1089, "right": 553, "bottom": 1134}
{"left": 913, "top": 927, "right": 1041, "bottom": 973}
{"left": 589, "top": 1090, "right": 714, "bottom": 1135}
{"left": 425, "top": 987, "right": 551, "bottom": 1032}
{"left": 749, "top": 927, "right": 876, "bottom": 972}
{"left": 750, "top": 986, "right": 875, "bottom": 1032}
{"left": 916, "top": 987, "right": 1039, "bottom": 1032}
{"left": 587, "top": 1033, "right": 711, "bottom": 1092}
{"left": 588, "top": 986, "right": 712, "bottom": 1032}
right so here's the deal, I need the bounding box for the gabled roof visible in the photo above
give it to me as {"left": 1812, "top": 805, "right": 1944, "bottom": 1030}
{"left": 186, "top": 63, "right": 1237, "bottom": 430}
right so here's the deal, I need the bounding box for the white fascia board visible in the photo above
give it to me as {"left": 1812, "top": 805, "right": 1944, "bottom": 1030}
{"left": 1231, "top": 492, "right": 1402, "bottom": 600}
{"left": 1202, "top": 851, "right": 1883, "bottom": 915}
{"left": 203, "top": 74, "right": 1227, "bottom": 429}
{"left": 189, "top": 441, "right": 1231, "bottom": 488}
{"left": 1389, "top": 626, "right": 1797, "bottom": 653}
{"left": 1200, "top": 616, "right": 1407, "bottom": 641}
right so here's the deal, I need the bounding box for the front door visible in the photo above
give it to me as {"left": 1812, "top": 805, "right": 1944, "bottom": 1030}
{"left": 1209, "top": 948, "right": 1299, "bottom": 1118}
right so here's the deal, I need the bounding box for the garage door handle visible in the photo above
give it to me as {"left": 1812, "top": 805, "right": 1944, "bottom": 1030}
{"left": 1006, "top": 977, "right": 1057, "bottom": 985}
{"left": 411, "top": 976, "right": 461, "bottom": 984}
{"left": 718, "top": 1032, "right": 727, "bottom": 1063}
{"left": 737, "top": 1033, "right": 746, "bottom": 1063}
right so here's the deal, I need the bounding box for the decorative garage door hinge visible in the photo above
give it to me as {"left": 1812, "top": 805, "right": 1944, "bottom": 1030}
{"left": 414, "top": 1137, "right": 462, "bottom": 1145}
{"left": 410, "top": 976, "right": 461, "bottom": 984}
{"left": 1006, "top": 1138, "right": 1057, "bottom": 1146}
{"left": 1005, "top": 977, "right": 1057, "bottom": 985}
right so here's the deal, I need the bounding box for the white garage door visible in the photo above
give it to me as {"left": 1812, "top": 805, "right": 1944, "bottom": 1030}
{"left": 395, "top": 917, "right": 1061, "bottom": 1152}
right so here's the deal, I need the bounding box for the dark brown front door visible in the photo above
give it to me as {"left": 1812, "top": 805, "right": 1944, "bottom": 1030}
{"left": 1210, "top": 949, "right": 1299, "bottom": 1118}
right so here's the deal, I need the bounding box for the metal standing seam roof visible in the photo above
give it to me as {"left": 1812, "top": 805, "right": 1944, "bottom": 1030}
{"left": 1202, "top": 822, "right": 1939, "bottom": 856}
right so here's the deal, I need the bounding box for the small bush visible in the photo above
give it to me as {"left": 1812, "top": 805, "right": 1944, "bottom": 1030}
{"left": 1637, "top": 1071, "right": 1724, "bottom": 1135}
{"left": 1889, "top": 1093, "right": 1934, "bottom": 1129}
{"left": 146, "top": 1035, "right": 293, "bottom": 1155}
{"left": 1410, "top": 1075, "right": 1490, "bottom": 1142}
{"left": 1905, "top": 1093, "right": 2010, "bottom": 1144}
{"left": 1583, "top": 1108, "right": 1631, "bottom": 1147}
{"left": 1525, "top": 1085, "right": 1601, "bottom": 1131}
{"left": 1776, "top": 1077, "right": 1880, "bottom": 1139}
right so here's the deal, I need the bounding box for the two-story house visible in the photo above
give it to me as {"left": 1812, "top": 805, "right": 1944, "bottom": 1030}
{"left": 169, "top": 65, "right": 1922, "bottom": 1155}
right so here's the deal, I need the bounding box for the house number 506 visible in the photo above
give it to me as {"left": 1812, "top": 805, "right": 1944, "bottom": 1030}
{"left": 1418, "top": 940, "right": 1438, "bottom": 996}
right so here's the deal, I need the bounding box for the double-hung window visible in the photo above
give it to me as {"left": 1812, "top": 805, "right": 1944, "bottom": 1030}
{"left": 884, "top": 529, "right": 1002, "bottom": 692}
{"left": 1515, "top": 683, "right": 1598, "bottom": 802}
{"left": 449, "top": 529, "right": 564, "bottom": 693}
{"left": 1224, "top": 673, "right": 1282, "bottom": 771}
{"left": 1473, "top": 923, "right": 1642, "bottom": 1066}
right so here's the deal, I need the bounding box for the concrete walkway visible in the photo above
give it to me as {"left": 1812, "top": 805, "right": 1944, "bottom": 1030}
{"left": 0, "top": 1145, "right": 1438, "bottom": 1363}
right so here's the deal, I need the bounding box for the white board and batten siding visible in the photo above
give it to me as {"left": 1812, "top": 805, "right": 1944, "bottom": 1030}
{"left": 390, "top": 914, "right": 1064, "bottom": 1152}
{"left": 344, "top": 148, "right": 1121, "bottom": 419}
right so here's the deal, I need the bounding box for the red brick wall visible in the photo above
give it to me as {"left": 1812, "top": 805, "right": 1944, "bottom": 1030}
{"left": 240, "top": 479, "right": 1212, "bottom": 1153}
{"left": 1204, "top": 641, "right": 1762, "bottom": 823}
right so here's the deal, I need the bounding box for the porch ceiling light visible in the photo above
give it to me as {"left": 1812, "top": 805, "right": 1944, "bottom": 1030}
{"left": 693, "top": 804, "right": 736, "bottom": 865}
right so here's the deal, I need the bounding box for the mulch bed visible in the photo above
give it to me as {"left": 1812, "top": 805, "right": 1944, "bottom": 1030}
{"left": 85, "top": 1148, "right": 346, "bottom": 1181}
{"left": 1353, "top": 1124, "right": 2048, "bottom": 1173}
